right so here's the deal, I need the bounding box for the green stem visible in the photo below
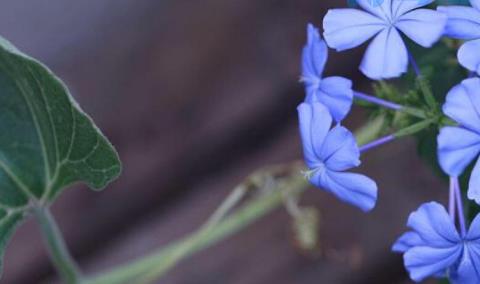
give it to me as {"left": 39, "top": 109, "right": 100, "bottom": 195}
{"left": 401, "top": 106, "right": 428, "bottom": 119}
{"left": 83, "top": 119, "right": 384, "bottom": 284}
{"left": 394, "top": 118, "right": 436, "bottom": 138}
{"left": 417, "top": 76, "right": 438, "bottom": 111}
{"left": 85, "top": 176, "right": 309, "bottom": 284}
{"left": 201, "top": 183, "right": 249, "bottom": 230}
{"left": 34, "top": 207, "right": 82, "bottom": 284}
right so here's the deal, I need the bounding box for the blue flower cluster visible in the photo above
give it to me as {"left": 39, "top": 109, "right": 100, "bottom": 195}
{"left": 298, "top": 102, "right": 377, "bottom": 212}
{"left": 324, "top": 0, "right": 447, "bottom": 79}
{"left": 302, "top": 24, "right": 353, "bottom": 122}
{"left": 393, "top": 201, "right": 480, "bottom": 283}
{"left": 298, "top": 0, "right": 480, "bottom": 282}
{"left": 299, "top": 25, "right": 377, "bottom": 212}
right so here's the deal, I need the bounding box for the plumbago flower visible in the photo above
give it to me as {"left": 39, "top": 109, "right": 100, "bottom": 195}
{"left": 301, "top": 24, "right": 353, "bottom": 122}
{"left": 438, "top": 0, "right": 480, "bottom": 74}
{"left": 437, "top": 78, "right": 480, "bottom": 204}
{"left": 323, "top": 0, "right": 447, "bottom": 79}
{"left": 393, "top": 202, "right": 480, "bottom": 283}
{"left": 297, "top": 102, "right": 377, "bottom": 211}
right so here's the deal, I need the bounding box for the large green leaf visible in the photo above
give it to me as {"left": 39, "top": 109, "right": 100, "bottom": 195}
{"left": 0, "top": 37, "right": 121, "bottom": 273}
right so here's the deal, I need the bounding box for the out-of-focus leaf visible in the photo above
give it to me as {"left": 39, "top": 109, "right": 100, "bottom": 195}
{"left": 0, "top": 36, "right": 121, "bottom": 274}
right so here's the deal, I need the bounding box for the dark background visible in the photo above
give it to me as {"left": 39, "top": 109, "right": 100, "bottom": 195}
{"left": 0, "top": 1, "right": 443, "bottom": 283}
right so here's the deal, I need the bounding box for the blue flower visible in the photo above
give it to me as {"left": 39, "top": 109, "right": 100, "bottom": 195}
{"left": 301, "top": 24, "right": 353, "bottom": 122}
{"left": 438, "top": 0, "right": 480, "bottom": 75}
{"left": 438, "top": 78, "right": 480, "bottom": 204}
{"left": 393, "top": 202, "right": 480, "bottom": 283}
{"left": 297, "top": 102, "right": 377, "bottom": 211}
{"left": 323, "top": 0, "right": 447, "bottom": 79}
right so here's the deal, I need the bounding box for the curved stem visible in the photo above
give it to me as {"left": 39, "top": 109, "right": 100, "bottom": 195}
{"left": 85, "top": 175, "right": 309, "bottom": 284}
{"left": 82, "top": 119, "right": 385, "bottom": 284}
{"left": 34, "top": 207, "right": 82, "bottom": 284}
{"left": 201, "top": 184, "right": 248, "bottom": 230}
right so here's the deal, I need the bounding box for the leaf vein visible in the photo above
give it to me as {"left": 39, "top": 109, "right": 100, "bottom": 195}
{"left": 12, "top": 67, "right": 51, "bottom": 184}
{"left": 0, "top": 159, "right": 36, "bottom": 201}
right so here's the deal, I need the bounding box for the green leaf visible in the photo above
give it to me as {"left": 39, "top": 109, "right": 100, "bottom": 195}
{"left": 0, "top": 36, "right": 121, "bottom": 274}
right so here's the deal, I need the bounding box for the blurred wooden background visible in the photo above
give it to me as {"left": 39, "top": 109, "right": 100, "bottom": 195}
{"left": 0, "top": 1, "right": 442, "bottom": 283}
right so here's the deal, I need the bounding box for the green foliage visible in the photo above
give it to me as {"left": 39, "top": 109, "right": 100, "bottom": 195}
{"left": 363, "top": 38, "right": 474, "bottom": 237}
{"left": 411, "top": 39, "right": 466, "bottom": 103}
{"left": 409, "top": 39, "right": 465, "bottom": 184}
{"left": 362, "top": 39, "right": 465, "bottom": 184}
{"left": 0, "top": 36, "right": 121, "bottom": 274}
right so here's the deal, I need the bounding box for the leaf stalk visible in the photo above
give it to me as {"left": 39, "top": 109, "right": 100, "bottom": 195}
{"left": 34, "top": 207, "right": 82, "bottom": 284}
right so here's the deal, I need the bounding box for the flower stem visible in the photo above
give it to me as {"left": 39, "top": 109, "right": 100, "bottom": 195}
{"left": 408, "top": 50, "right": 439, "bottom": 112}
{"left": 353, "top": 91, "right": 427, "bottom": 119}
{"left": 393, "top": 118, "right": 435, "bottom": 138}
{"left": 359, "top": 135, "right": 395, "bottom": 153}
{"left": 84, "top": 174, "right": 309, "bottom": 284}
{"left": 359, "top": 118, "right": 435, "bottom": 152}
{"left": 449, "top": 177, "right": 456, "bottom": 222}
{"left": 354, "top": 91, "right": 402, "bottom": 110}
{"left": 34, "top": 207, "right": 82, "bottom": 284}
{"left": 453, "top": 178, "right": 467, "bottom": 236}
{"left": 80, "top": 120, "right": 384, "bottom": 284}
{"left": 408, "top": 51, "right": 421, "bottom": 77}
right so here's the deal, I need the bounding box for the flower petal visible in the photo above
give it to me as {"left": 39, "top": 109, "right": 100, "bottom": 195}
{"left": 307, "top": 76, "right": 353, "bottom": 122}
{"left": 450, "top": 249, "right": 480, "bottom": 284}
{"left": 360, "top": 27, "right": 408, "bottom": 79}
{"left": 297, "top": 102, "right": 332, "bottom": 168}
{"left": 302, "top": 24, "right": 328, "bottom": 81}
{"left": 392, "top": 0, "right": 435, "bottom": 18}
{"left": 462, "top": 243, "right": 480, "bottom": 283}
{"left": 312, "top": 170, "right": 377, "bottom": 212}
{"left": 404, "top": 245, "right": 463, "bottom": 282}
{"left": 437, "top": 6, "right": 480, "bottom": 40}
{"left": 395, "top": 9, "right": 447, "bottom": 48}
{"left": 467, "top": 213, "right": 480, "bottom": 241}
{"left": 458, "top": 39, "right": 480, "bottom": 75}
{"left": 323, "top": 8, "right": 385, "bottom": 51}
{"left": 407, "top": 202, "right": 461, "bottom": 246}
{"left": 356, "top": 0, "right": 391, "bottom": 20}
{"left": 443, "top": 78, "right": 480, "bottom": 134}
{"left": 437, "top": 126, "right": 480, "bottom": 177}
{"left": 471, "top": 0, "right": 480, "bottom": 11}
{"left": 392, "top": 231, "right": 424, "bottom": 253}
{"left": 468, "top": 158, "right": 480, "bottom": 204}
{"left": 320, "top": 125, "right": 360, "bottom": 171}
